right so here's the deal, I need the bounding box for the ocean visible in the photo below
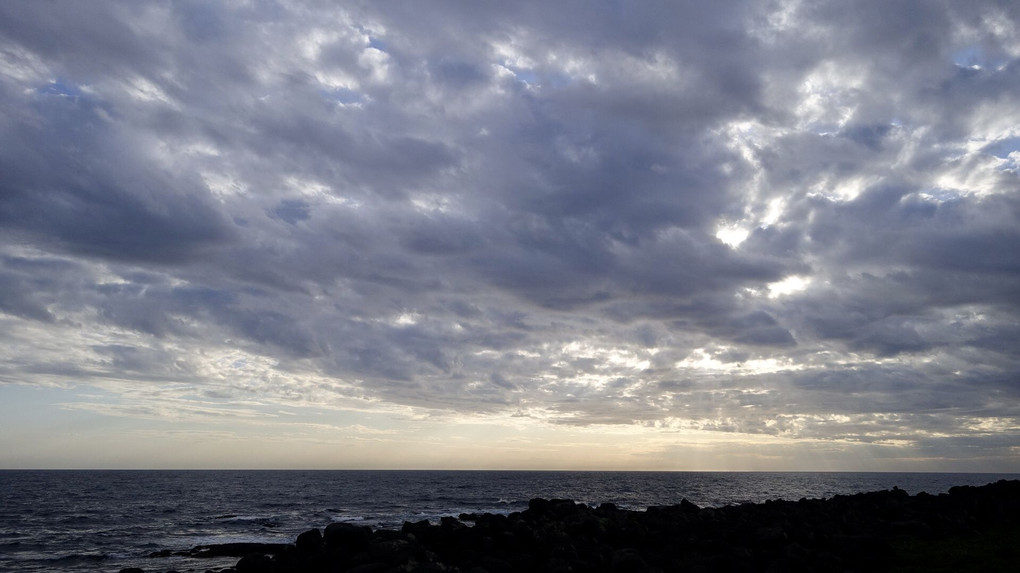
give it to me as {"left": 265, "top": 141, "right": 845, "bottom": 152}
{"left": 1, "top": 470, "right": 1017, "bottom": 572}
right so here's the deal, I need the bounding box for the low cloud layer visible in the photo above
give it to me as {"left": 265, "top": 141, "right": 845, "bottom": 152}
{"left": 1, "top": 1, "right": 1019, "bottom": 469}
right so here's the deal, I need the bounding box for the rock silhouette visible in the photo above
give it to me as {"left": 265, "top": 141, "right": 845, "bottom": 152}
{"left": 139, "top": 479, "right": 1020, "bottom": 572}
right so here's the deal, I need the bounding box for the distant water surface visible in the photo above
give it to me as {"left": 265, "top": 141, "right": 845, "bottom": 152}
{"left": 1, "top": 470, "right": 1017, "bottom": 572}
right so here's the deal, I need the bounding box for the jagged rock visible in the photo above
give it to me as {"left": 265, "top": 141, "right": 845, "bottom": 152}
{"left": 368, "top": 538, "right": 411, "bottom": 561}
{"left": 441, "top": 515, "right": 467, "bottom": 532}
{"left": 295, "top": 527, "right": 322, "bottom": 552}
{"left": 235, "top": 552, "right": 273, "bottom": 573}
{"left": 345, "top": 564, "right": 385, "bottom": 573}
{"left": 194, "top": 479, "right": 1020, "bottom": 573}
{"left": 610, "top": 548, "right": 647, "bottom": 572}
{"left": 527, "top": 497, "right": 551, "bottom": 515}
{"left": 324, "top": 521, "right": 372, "bottom": 548}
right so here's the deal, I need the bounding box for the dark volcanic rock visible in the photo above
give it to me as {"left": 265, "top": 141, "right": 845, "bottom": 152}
{"left": 236, "top": 551, "right": 274, "bottom": 573}
{"left": 324, "top": 521, "right": 373, "bottom": 548}
{"left": 157, "top": 479, "right": 1020, "bottom": 573}
{"left": 295, "top": 528, "right": 322, "bottom": 552}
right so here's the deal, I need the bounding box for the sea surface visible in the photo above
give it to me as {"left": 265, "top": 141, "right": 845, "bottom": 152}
{"left": 1, "top": 470, "right": 1017, "bottom": 572}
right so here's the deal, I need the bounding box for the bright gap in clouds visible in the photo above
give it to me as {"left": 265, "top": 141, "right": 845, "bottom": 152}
{"left": 715, "top": 224, "right": 750, "bottom": 248}
{"left": 768, "top": 276, "right": 811, "bottom": 298}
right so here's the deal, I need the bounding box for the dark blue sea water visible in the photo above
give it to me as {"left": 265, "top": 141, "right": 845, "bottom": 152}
{"left": 1, "top": 470, "right": 1017, "bottom": 572}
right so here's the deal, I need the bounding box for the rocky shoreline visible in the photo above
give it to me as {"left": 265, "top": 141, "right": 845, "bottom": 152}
{"left": 129, "top": 479, "right": 1020, "bottom": 572}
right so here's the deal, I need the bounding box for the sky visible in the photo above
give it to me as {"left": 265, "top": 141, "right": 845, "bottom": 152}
{"left": 1, "top": 0, "right": 1019, "bottom": 471}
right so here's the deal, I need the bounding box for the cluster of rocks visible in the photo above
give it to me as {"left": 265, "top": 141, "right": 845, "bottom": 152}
{"left": 133, "top": 479, "right": 1020, "bottom": 572}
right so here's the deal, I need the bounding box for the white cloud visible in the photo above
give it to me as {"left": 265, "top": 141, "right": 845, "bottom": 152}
{"left": 768, "top": 275, "right": 811, "bottom": 298}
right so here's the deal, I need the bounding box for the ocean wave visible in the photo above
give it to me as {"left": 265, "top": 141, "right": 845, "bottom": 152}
{"left": 47, "top": 552, "right": 111, "bottom": 565}
{"left": 212, "top": 515, "right": 282, "bottom": 528}
{"left": 182, "top": 533, "right": 292, "bottom": 547}
{"left": 332, "top": 515, "right": 366, "bottom": 522}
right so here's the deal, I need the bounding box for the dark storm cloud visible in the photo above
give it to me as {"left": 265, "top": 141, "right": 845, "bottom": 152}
{"left": 0, "top": 256, "right": 81, "bottom": 322}
{"left": 0, "top": 81, "right": 235, "bottom": 262}
{"left": 1, "top": 0, "right": 1019, "bottom": 464}
{"left": 269, "top": 199, "right": 312, "bottom": 225}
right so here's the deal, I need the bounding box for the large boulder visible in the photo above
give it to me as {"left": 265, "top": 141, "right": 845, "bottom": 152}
{"left": 222, "top": 480, "right": 1020, "bottom": 573}
{"left": 324, "top": 521, "right": 373, "bottom": 548}
{"left": 295, "top": 527, "right": 322, "bottom": 552}
{"left": 235, "top": 551, "right": 273, "bottom": 573}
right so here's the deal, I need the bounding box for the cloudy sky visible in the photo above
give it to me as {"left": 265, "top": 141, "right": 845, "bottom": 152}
{"left": 1, "top": 1, "right": 1019, "bottom": 471}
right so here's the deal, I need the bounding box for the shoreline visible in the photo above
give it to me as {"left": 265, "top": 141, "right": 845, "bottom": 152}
{"left": 131, "top": 479, "right": 1020, "bottom": 573}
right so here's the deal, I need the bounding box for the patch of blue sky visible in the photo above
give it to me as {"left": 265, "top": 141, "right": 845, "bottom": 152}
{"left": 803, "top": 122, "right": 841, "bottom": 137}
{"left": 320, "top": 87, "right": 362, "bottom": 106}
{"left": 368, "top": 36, "right": 387, "bottom": 52}
{"left": 983, "top": 137, "right": 1020, "bottom": 159}
{"left": 953, "top": 45, "right": 982, "bottom": 67}
{"left": 919, "top": 188, "right": 963, "bottom": 203}
{"left": 951, "top": 45, "right": 1010, "bottom": 71}
{"left": 543, "top": 71, "right": 575, "bottom": 88}
{"left": 510, "top": 68, "right": 539, "bottom": 85}
{"left": 38, "top": 78, "right": 82, "bottom": 98}
{"left": 503, "top": 66, "right": 577, "bottom": 89}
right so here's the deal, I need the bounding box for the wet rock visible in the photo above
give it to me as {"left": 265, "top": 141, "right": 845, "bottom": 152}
{"left": 295, "top": 527, "right": 322, "bottom": 552}
{"left": 368, "top": 538, "right": 411, "bottom": 561}
{"left": 346, "top": 562, "right": 385, "bottom": 570}
{"left": 441, "top": 515, "right": 467, "bottom": 532}
{"left": 234, "top": 552, "right": 272, "bottom": 573}
{"left": 324, "top": 521, "right": 372, "bottom": 548}
{"left": 203, "top": 479, "right": 1020, "bottom": 573}
{"left": 610, "top": 548, "right": 647, "bottom": 572}
{"left": 527, "top": 497, "right": 551, "bottom": 515}
{"left": 345, "top": 564, "right": 385, "bottom": 573}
